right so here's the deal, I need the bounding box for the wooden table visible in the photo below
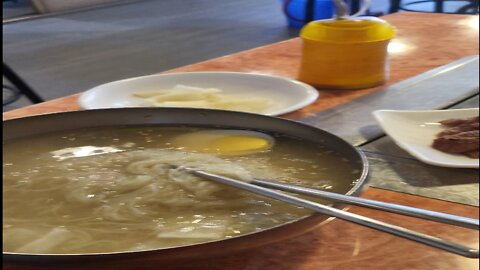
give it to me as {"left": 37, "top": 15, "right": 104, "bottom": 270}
{"left": 3, "top": 12, "right": 479, "bottom": 270}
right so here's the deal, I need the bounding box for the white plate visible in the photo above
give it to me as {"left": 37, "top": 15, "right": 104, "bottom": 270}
{"left": 79, "top": 72, "right": 319, "bottom": 116}
{"left": 373, "top": 108, "right": 479, "bottom": 169}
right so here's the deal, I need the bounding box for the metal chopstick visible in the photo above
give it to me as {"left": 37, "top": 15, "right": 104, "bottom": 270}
{"left": 252, "top": 178, "right": 479, "bottom": 230}
{"left": 180, "top": 167, "right": 479, "bottom": 258}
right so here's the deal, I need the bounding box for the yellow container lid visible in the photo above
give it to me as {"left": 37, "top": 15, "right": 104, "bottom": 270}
{"left": 300, "top": 16, "right": 396, "bottom": 44}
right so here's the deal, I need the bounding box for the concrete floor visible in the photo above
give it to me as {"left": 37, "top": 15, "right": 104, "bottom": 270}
{"left": 9, "top": 0, "right": 473, "bottom": 21}
{"left": 3, "top": 0, "right": 392, "bottom": 20}
{"left": 3, "top": 0, "right": 302, "bottom": 111}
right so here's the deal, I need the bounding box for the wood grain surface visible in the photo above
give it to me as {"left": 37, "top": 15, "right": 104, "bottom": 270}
{"left": 3, "top": 12, "right": 479, "bottom": 270}
{"left": 3, "top": 12, "right": 479, "bottom": 121}
{"left": 4, "top": 189, "right": 479, "bottom": 270}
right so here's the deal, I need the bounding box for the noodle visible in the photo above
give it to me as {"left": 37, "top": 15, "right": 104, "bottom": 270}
{"left": 3, "top": 126, "right": 360, "bottom": 254}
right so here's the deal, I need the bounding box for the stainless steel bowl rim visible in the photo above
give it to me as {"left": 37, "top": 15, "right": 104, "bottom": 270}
{"left": 3, "top": 108, "right": 369, "bottom": 261}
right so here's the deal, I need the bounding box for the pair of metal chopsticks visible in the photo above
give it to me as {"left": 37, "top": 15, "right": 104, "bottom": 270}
{"left": 178, "top": 167, "right": 479, "bottom": 258}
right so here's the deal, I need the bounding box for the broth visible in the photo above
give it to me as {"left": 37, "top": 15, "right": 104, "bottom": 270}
{"left": 3, "top": 126, "right": 361, "bottom": 254}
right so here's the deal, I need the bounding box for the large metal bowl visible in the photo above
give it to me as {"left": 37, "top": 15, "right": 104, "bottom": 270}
{"left": 3, "top": 108, "right": 368, "bottom": 265}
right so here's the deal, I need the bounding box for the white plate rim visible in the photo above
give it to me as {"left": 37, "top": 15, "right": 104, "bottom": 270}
{"left": 373, "top": 108, "right": 479, "bottom": 169}
{"left": 78, "top": 72, "right": 319, "bottom": 116}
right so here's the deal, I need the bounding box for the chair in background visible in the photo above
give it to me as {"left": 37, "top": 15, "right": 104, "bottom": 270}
{"left": 3, "top": 85, "right": 21, "bottom": 106}
{"left": 3, "top": 63, "right": 44, "bottom": 106}
{"left": 390, "top": 0, "right": 479, "bottom": 14}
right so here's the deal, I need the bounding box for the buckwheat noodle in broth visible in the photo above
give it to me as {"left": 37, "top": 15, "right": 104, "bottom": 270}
{"left": 3, "top": 126, "right": 361, "bottom": 254}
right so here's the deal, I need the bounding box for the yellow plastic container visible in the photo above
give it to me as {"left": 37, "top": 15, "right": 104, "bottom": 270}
{"left": 298, "top": 16, "right": 395, "bottom": 90}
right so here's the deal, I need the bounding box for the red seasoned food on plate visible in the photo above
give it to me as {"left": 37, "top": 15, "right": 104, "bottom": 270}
{"left": 439, "top": 116, "right": 479, "bottom": 127}
{"left": 432, "top": 116, "right": 479, "bottom": 158}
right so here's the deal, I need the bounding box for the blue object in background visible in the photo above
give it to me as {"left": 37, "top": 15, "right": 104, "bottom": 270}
{"left": 282, "top": 0, "right": 335, "bottom": 28}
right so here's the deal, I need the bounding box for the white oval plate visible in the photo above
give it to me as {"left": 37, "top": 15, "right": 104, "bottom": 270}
{"left": 373, "top": 108, "right": 479, "bottom": 169}
{"left": 79, "top": 72, "right": 319, "bottom": 116}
